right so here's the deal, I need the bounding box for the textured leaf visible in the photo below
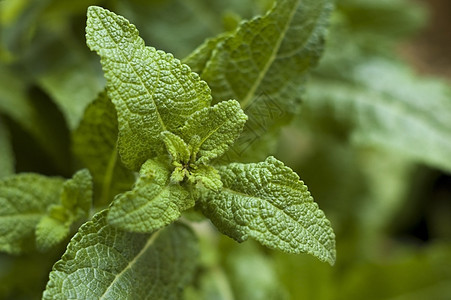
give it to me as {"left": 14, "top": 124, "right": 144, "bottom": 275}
{"left": 0, "top": 174, "right": 64, "bottom": 254}
{"left": 0, "top": 119, "right": 14, "bottom": 178}
{"left": 60, "top": 169, "right": 92, "bottom": 218}
{"left": 43, "top": 210, "right": 199, "bottom": 300}
{"left": 188, "top": 165, "right": 223, "bottom": 192}
{"left": 86, "top": 6, "right": 211, "bottom": 170}
{"left": 35, "top": 169, "right": 93, "bottom": 251}
{"left": 186, "top": 0, "right": 332, "bottom": 162}
{"left": 307, "top": 59, "right": 451, "bottom": 173}
{"left": 180, "top": 100, "right": 247, "bottom": 164}
{"left": 200, "top": 156, "right": 336, "bottom": 265}
{"left": 72, "top": 91, "right": 134, "bottom": 205}
{"left": 35, "top": 214, "right": 71, "bottom": 252}
{"left": 197, "top": 0, "right": 333, "bottom": 106}
{"left": 108, "top": 158, "right": 193, "bottom": 233}
{"left": 161, "top": 131, "right": 191, "bottom": 165}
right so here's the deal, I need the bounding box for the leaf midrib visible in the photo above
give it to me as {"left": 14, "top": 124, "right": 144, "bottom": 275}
{"left": 92, "top": 8, "right": 167, "bottom": 132}
{"left": 221, "top": 185, "right": 333, "bottom": 262}
{"left": 98, "top": 230, "right": 161, "bottom": 300}
{"left": 240, "top": 0, "right": 299, "bottom": 108}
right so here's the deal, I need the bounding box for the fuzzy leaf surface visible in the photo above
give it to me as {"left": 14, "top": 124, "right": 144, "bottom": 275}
{"left": 86, "top": 6, "right": 211, "bottom": 170}
{"left": 180, "top": 100, "right": 247, "bottom": 164}
{"left": 0, "top": 174, "right": 64, "bottom": 254}
{"left": 73, "top": 91, "right": 134, "bottom": 205}
{"left": 108, "top": 159, "right": 193, "bottom": 233}
{"left": 200, "top": 156, "right": 336, "bottom": 265}
{"left": 161, "top": 131, "right": 191, "bottom": 165}
{"left": 43, "top": 210, "right": 199, "bottom": 300}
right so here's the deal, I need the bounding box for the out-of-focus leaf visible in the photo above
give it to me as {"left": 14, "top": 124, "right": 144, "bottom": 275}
{"left": 72, "top": 91, "right": 134, "bottom": 206}
{"left": 337, "top": 243, "right": 451, "bottom": 300}
{"left": 38, "top": 52, "right": 104, "bottom": 130}
{"left": 0, "top": 118, "right": 14, "bottom": 178}
{"left": 225, "top": 241, "right": 288, "bottom": 300}
{"left": 0, "top": 66, "right": 70, "bottom": 172}
{"left": 0, "top": 174, "right": 64, "bottom": 254}
{"left": 337, "top": 0, "right": 427, "bottom": 42}
{"left": 307, "top": 59, "right": 451, "bottom": 173}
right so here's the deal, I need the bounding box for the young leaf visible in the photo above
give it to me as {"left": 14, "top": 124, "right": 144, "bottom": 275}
{"left": 35, "top": 214, "right": 71, "bottom": 253}
{"left": 0, "top": 174, "right": 64, "bottom": 254}
{"left": 0, "top": 118, "right": 14, "bottom": 178}
{"left": 189, "top": 165, "right": 223, "bottom": 192}
{"left": 72, "top": 91, "right": 134, "bottom": 205}
{"left": 43, "top": 210, "right": 199, "bottom": 299}
{"left": 180, "top": 99, "right": 247, "bottom": 164}
{"left": 199, "top": 156, "right": 336, "bottom": 265}
{"left": 86, "top": 6, "right": 212, "bottom": 170}
{"left": 107, "top": 158, "right": 194, "bottom": 233}
{"left": 161, "top": 131, "right": 191, "bottom": 165}
{"left": 35, "top": 169, "right": 93, "bottom": 252}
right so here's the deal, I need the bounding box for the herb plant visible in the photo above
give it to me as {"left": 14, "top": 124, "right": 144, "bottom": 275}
{"left": 1, "top": 1, "right": 336, "bottom": 298}
{"left": 2, "top": 0, "right": 451, "bottom": 299}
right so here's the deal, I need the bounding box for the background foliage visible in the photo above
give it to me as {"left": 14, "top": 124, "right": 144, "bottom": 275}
{"left": 1, "top": 0, "right": 450, "bottom": 299}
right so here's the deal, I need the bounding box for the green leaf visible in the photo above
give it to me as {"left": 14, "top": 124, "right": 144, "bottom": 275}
{"left": 35, "top": 214, "right": 70, "bottom": 253}
{"left": 72, "top": 91, "right": 134, "bottom": 205}
{"left": 180, "top": 100, "right": 247, "bottom": 164}
{"left": 197, "top": 0, "right": 332, "bottom": 110}
{"left": 187, "top": 0, "right": 333, "bottom": 162}
{"left": 307, "top": 58, "right": 451, "bottom": 173}
{"left": 189, "top": 165, "right": 223, "bottom": 192}
{"left": 60, "top": 169, "right": 92, "bottom": 218}
{"left": 161, "top": 131, "right": 191, "bottom": 165}
{"left": 225, "top": 241, "right": 289, "bottom": 300}
{"left": 0, "top": 174, "right": 64, "bottom": 254}
{"left": 37, "top": 47, "right": 105, "bottom": 130}
{"left": 35, "top": 169, "right": 93, "bottom": 252}
{"left": 86, "top": 6, "right": 212, "bottom": 170}
{"left": 0, "top": 65, "right": 70, "bottom": 172}
{"left": 199, "top": 156, "right": 336, "bottom": 265}
{"left": 183, "top": 33, "right": 230, "bottom": 73}
{"left": 108, "top": 158, "right": 194, "bottom": 233}
{"left": 43, "top": 210, "right": 199, "bottom": 299}
{"left": 0, "top": 118, "right": 14, "bottom": 178}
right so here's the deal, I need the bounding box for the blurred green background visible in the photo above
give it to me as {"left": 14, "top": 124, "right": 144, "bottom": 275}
{"left": 1, "top": 0, "right": 450, "bottom": 299}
